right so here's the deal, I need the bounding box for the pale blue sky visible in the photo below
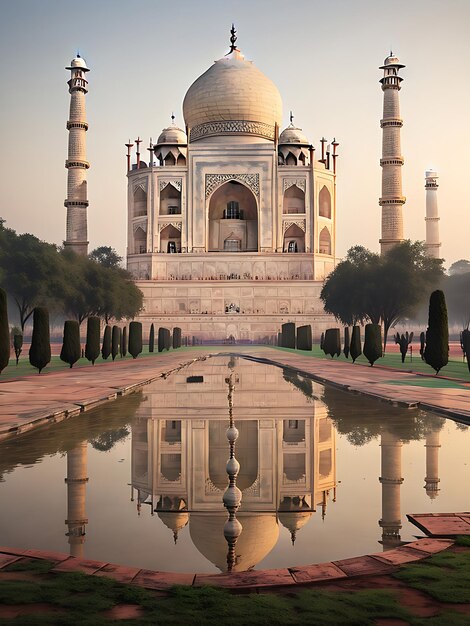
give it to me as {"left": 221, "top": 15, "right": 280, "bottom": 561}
{"left": 1, "top": 0, "right": 469, "bottom": 265}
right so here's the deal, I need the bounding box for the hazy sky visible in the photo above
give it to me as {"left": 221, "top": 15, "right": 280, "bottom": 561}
{"left": 1, "top": 0, "right": 469, "bottom": 267}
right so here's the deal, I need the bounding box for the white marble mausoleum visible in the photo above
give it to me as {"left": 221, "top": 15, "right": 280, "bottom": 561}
{"left": 126, "top": 29, "right": 338, "bottom": 341}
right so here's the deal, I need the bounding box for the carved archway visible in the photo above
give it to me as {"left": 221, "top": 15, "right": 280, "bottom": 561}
{"left": 319, "top": 227, "right": 332, "bottom": 255}
{"left": 283, "top": 184, "right": 305, "bottom": 214}
{"left": 207, "top": 181, "right": 258, "bottom": 252}
{"left": 319, "top": 186, "right": 332, "bottom": 218}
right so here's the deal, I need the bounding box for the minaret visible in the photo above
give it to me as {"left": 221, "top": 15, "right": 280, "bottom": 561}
{"left": 65, "top": 442, "right": 89, "bottom": 558}
{"left": 424, "top": 428, "right": 441, "bottom": 499}
{"left": 379, "top": 53, "right": 406, "bottom": 254}
{"left": 425, "top": 170, "right": 441, "bottom": 258}
{"left": 379, "top": 431, "right": 404, "bottom": 550}
{"left": 64, "top": 54, "right": 90, "bottom": 255}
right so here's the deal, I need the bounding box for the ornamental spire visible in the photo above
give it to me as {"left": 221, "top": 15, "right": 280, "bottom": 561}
{"left": 229, "top": 24, "right": 237, "bottom": 52}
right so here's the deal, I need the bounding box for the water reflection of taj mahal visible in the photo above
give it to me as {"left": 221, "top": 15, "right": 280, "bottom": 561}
{"left": 131, "top": 359, "right": 336, "bottom": 571}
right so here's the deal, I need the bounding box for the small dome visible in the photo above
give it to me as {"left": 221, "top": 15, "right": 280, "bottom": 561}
{"left": 380, "top": 53, "right": 405, "bottom": 70}
{"left": 183, "top": 48, "right": 282, "bottom": 142}
{"left": 67, "top": 55, "right": 89, "bottom": 71}
{"left": 156, "top": 125, "right": 187, "bottom": 146}
{"left": 279, "top": 124, "right": 310, "bottom": 146}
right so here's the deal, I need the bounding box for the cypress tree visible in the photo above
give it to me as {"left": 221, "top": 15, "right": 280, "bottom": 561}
{"left": 343, "top": 327, "right": 350, "bottom": 359}
{"left": 350, "top": 325, "right": 362, "bottom": 363}
{"left": 320, "top": 332, "right": 325, "bottom": 352}
{"left": 165, "top": 329, "right": 171, "bottom": 350}
{"left": 296, "top": 325, "right": 312, "bottom": 351}
{"left": 85, "top": 316, "right": 100, "bottom": 365}
{"left": 29, "top": 307, "right": 51, "bottom": 374}
{"left": 111, "top": 325, "right": 120, "bottom": 361}
{"left": 102, "top": 325, "right": 112, "bottom": 360}
{"left": 281, "top": 322, "right": 296, "bottom": 349}
{"left": 323, "top": 328, "right": 341, "bottom": 358}
{"left": 13, "top": 333, "right": 23, "bottom": 366}
{"left": 462, "top": 329, "right": 470, "bottom": 373}
{"left": 119, "top": 327, "right": 123, "bottom": 357}
{"left": 158, "top": 327, "right": 167, "bottom": 352}
{"left": 121, "top": 327, "right": 127, "bottom": 357}
{"left": 60, "top": 320, "right": 81, "bottom": 368}
{"left": 0, "top": 288, "right": 10, "bottom": 374}
{"left": 419, "top": 331, "right": 426, "bottom": 360}
{"left": 149, "top": 323, "right": 155, "bottom": 353}
{"left": 173, "top": 327, "right": 181, "bottom": 349}
{"left": 128, "top": 321, "right": 143, "bottom": 359}
{"left": 423, "top": 290, "right": 449, "bottom": 374}
{"left": 363, "top": 324, "right": 382, "bottom": 366}
{"left": 394, "top": 331, "right": 414, "bottom": 364}
{"left": 277, "top": 331, "right": 283, "bottom": 347}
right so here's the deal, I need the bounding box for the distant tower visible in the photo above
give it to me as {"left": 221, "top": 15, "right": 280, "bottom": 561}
{"left": 379, "top": 53, "right": 406, "bottom": 254}
{"left": 425, "top": 170, "right": 441, "bottom": 258}
{"left": 64, "top": 54, "right": 90, "bottom": 255}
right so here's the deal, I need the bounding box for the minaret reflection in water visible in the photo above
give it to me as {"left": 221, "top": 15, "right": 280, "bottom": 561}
{"left": 65, "top": 442, "right": 89, "bottom": 557}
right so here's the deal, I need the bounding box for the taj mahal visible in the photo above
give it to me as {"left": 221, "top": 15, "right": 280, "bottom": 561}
{"left": 63, "top": 28, "right": 441, "bottom": 342}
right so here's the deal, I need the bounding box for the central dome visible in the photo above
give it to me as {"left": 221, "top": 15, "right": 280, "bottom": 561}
{"left": 183, "top": 49, "right": 282, "bottom": 143}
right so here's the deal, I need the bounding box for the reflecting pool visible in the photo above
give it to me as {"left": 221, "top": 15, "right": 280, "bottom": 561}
{"left": 0, "top": 355, "right": 468, "bottom": 574}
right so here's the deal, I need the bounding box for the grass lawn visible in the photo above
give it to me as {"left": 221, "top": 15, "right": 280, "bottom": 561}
{"left": 0, "top": 539, "right": 469, "bottom": 624}
{"left": 273, "top": 344, "right": 470, "bottom": 383}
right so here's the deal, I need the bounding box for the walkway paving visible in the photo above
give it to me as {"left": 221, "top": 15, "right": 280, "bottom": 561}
{"left": 1, "top": 345, "right": 469, "bottom": 443}
{"left": 408, "top": 512, "right": 470, "bottom": 537}
{"left": 0, "top": 538, "right": 454, "bottom": 592}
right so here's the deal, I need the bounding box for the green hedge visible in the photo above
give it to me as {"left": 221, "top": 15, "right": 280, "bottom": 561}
{"left": 60, "top": 320, "right": 81, "bottom": 368}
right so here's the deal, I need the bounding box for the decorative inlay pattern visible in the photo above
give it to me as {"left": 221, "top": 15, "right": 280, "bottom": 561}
{"left": 158, "top": 222, "right": 182, "bottom": 232}
{"left": 132, "top": 178, "right": 148, "bottom": 194}
{"left": 283, "top": 219, "right": 305, "bottom": 233}
{"left": 159, "top": 179, "right": 182, "bottom": 192}
{"left": 205, "top": 477, "right": 222, "bottom": 495}
{"left": 191, "top": 120, "right": 275, "bottom": 142}
{"left": 133, "top": 220, "right": 147, "bottom": 233}
{"left": 205, "top": 173, "right": 260, "bottom": 199}
{"left": 283, "top": 178, "right": 306, "bottom": 192}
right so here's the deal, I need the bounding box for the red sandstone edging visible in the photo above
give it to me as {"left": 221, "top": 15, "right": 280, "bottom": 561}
{"left": 0, "top": 538, "right": 454, "bottom": 592}
{"left": 407, "top": 512, "right": 470, "bottom": 537}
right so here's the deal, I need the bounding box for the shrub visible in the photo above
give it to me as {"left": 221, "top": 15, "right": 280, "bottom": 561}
{"left": 128, "top": 321, "right": 142, "bottom": 359}
{"left": 394, "top": 331, "right": 414, "bottom": 363}
{"left": 13, "top": 333, "right": 23, "bottom": 366}
{"left": 323, "top": 328, "right": 341, "bottom": 358}
{"left": 350, "top": 325, "right": 362, "bottom": 363}
{"left": 281, "top": 322, "right": 296, "bottom": 349}
{"left": 320, "top": 332, "right": 324, "bottom": 351}
{"left": 343, "top": 327, "right": 350, "bottom": 359}
{"left": 296, "top": 325, "right": 312, "bottom": 351}
{"left": 165, "top": 329, "right": 171, "bottom": 350}
{"left": 0, "top": 288, "right": 10, "bottom": 374}
{"left": 60, "top": 320, "right": 81, "bottom": 368}
{"left": 423, "top": 290, "right": 449, "bottom": 374}
{"left": 149, "top": 323, "right": 155, "bottom": 353}
{"left": 29, "top": 307, "right": 51, "bottom": 374}
{"left": 277, "top": 332, "right": 282, "bottom": 347}
{"left": 102, "top": 325, "right": 112, "bottom": 360}
{"left": 85, "top": 316, "right": 100, "bottom": 365}
{"left": 173, "top": 327, "right": 181, "bottom": 349}
{"left": 121, "top": 326, "right": 127, "bottom": 357}
{"left": 363, "top": 324, "right": 382, "bottom": 366}
{"left": 111, "top": 325, "right": 120, "bottom": 361}
{"left": 462, "top": 329, "right": 470, "bottom": 373}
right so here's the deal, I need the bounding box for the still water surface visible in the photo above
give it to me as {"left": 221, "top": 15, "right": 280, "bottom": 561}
{"left": 0, "top": 356, "right": 468, "bottom": 573}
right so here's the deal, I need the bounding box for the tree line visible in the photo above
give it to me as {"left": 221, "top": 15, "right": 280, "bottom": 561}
{"left": 0, "top": 218, "right": 143, "bottom": 330}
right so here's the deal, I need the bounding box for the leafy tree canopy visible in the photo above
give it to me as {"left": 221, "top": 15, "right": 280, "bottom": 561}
{"left": 448, "top": 259, "right": 470, "bottom": 276}
{"left": 89, "top": 246, "right": 123, "bottom": 269}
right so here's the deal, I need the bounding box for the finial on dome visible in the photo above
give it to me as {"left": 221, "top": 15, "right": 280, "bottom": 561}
{"left": 171, "top": 112, "right": 175, "bottom": 125}
{"left": 230, "top": 23, "right": 237, "bottom": 52}
{"left": 291, "top": 529, "right": 296, "bottom": 546}
{"left": 289, "top": 111, "right": 294, "bottom": 125}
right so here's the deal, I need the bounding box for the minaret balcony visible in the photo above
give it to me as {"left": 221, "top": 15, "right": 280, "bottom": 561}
{"left": 379, "top": 197, "right": 406, "bottom": 206}
{"left": 65, "top": 159, "right": 90, "bottom": 169}
{"left": 380, "top": 157, "right": 404, "bottom": 166}
{"left": 380, "top": 119, "right": 403, "bottom": 128}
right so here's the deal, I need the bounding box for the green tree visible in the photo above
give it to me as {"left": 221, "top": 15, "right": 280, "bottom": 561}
{"left": 121, "top": 326, "right": 127, "bottom": 357}
{"left": 321, "top": 242, "right": 443, "bottom": 351}
{"left": 444, "top": 272, "right": 470, "bottom": 329}
{"left": 102, "top": 325, "right": 112, "bottom": 360}
{"left": 13, "top": 333, "right": 23, "bottom": 366}
{"left": 363, "top": 324, "right": 382, "bottom": 366}
{"left": 85, "top": 316, "right": 100, "bottom": 365}
{"left": 350, "top": 325, "right": 362, "bottom": 363}
{"left": 462, "top": 329, "right": 470, "bottom": 373}
{"left": 323, "top": 328, "right": 341, "bottom": 358}
{"left": 343, "top": 327, "right": 350, "bottom": 359}
{"left": 423, "top": 290, "right": 449, "bottom": 374}
{"left": 149, "top": 323, "right": 155, "bottom": 352}
{"left": 60, "top": 320, "right": 81, "bottom": 368}
{"left": 89, "top": 246, "right": 123, "bottom": 268}
{"left": 29, "top": 307, "right": 51, "bottom": 374}
{"left": 448, "top": 259, "right": 470, "bottom": 275}
{"left": 173, "top": 327, "right": 182, "bottom": 349}
{"left": 0, "top": 288, "right": 10, "bottom": 374}
{"left": 281, "top": 322, "right": 296, "bottom": 349}
{"left": 296, "top": 325, "right": 312, "bottom": 351}
{"left": 111, "top": 325, "right": 120, "bottom": 361}
{"left": 129, "top": 321, "right": 142, "bottom": 359}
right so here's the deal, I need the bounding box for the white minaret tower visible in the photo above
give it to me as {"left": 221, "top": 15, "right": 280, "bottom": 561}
{"left": 425, "top": 170, "right": 441, "bottom": 258}
{"left": 379, "top": 53, "right": 406, "bottom": 254}
{"left": 64, "top": 54, "right": 90, "bottom": 255}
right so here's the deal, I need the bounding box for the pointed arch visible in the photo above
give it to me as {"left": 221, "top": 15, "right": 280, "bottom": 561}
{"left": 160, "top": 181, "right": 181, "bottom": 215}
{"left": 164, "top": 152, "right": 176, "bottom": 166}
{"left": 283, "top": 184, "right": 305, "bottom": 214}
{"left": 319, "top": 185, "right": 332, "bottom": 218}
{"left": 283, "top": 223, "right": 305, "bottom": 252}
{"left": 133, "top": 186, "right": 147, "bottom": 217}
{"left": 134, "top": 226, "right": 147, "bottom": 254}
{"left": 160, "top": 224, "right": 181, "bottom": 253}
{"left": 286, "top": 152, "right": 297, "bottom": 166}
{"left": 319, "top": 227, "right": 331, "bottom": 255}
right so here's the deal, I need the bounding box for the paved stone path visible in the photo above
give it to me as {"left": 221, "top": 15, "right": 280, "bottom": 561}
{"left": 408, "top": 512, "right": 470, "bottom": 537}
{"left": 1, "top": 346, "right": 469, "bottom": 442}
{"left": 0, "top": 539, "right": 454, "bottom": 591}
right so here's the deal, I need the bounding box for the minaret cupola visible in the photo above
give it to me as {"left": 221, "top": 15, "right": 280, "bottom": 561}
{"left": 278, "top": 112, "right": 311, "bottom": 165}
{"left": 154, "top": 114, "right": 188, "bottom": 166}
